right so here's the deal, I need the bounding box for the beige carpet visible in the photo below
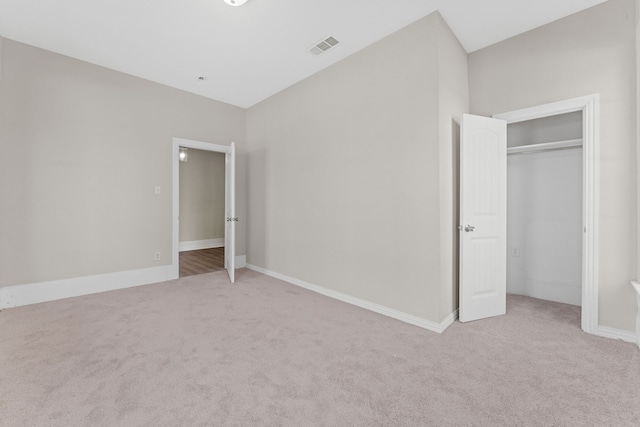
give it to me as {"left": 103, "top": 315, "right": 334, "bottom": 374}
{"left": 1, "top": 269, "right": 639, "bottom": 426}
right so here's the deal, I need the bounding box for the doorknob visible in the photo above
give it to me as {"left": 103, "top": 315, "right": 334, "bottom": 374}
{"left": 464, "top": 224, "right": 475, "bottom": 232}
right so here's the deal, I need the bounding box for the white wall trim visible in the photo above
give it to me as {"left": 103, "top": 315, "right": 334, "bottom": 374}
{"left": 173, "top": 138, "right": 232, "bottom": 154}
{"left": 494, "top": 94, "right": 600, "bottom": 335}
{"left": 179, "top": 238, "right": 224, "bottom": 252}
{"left": 246, "top": 264, "right": 457, "bottom": 334}
{"left": 0, "top": 266, "right": 172, "bottom": 309}
{"left": 632, "top": 281, "right": 640, "bottom": 349}
{"left": 596, "top": 325, "right": 638, "bottom": 344}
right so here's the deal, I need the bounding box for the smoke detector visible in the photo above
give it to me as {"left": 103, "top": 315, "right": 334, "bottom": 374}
{"left": 308, "top": 36, "right": 340, "bottom": 56}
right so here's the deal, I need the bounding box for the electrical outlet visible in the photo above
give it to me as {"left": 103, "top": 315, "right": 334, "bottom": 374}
{"left": 510, "top": 247, "right": 520, "bottom": 257}
{"left": 155, "top": 186, "right": 161, "bottom": 195}
{"left": 154, "top": 251, "right": 161, "bottom": 261}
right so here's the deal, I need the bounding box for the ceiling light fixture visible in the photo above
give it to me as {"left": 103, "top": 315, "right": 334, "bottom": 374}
{"left": 223, "top": 0, "right": 248, "bottom": 6}
{"left": 179, "top": 147, "right": 188, "bottom": 162}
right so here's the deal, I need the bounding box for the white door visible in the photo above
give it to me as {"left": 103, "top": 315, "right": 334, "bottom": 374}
{"left": 224, "top": 142, "right": 236, "bottom": 283}
{"left": 459, "top": 114, "right": 507, "bottom": 322}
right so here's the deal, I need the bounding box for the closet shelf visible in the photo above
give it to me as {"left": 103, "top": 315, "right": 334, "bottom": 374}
{"left": 507, "top": 138, "right": 583, "bottom": 155}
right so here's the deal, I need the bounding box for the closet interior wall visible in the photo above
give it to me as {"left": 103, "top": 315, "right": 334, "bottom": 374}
{"left": 506, "top": 112, "right": 584, "bottom": 306}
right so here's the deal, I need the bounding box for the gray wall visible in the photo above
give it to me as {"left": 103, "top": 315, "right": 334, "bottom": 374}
{"left": 469, "top": 0, "right": 638, "bottom": 330}
{"left": 246, "top": 12, "right": 468, "bottom": 323}
{"left": 636, "top": 0, "right": 640, "bottom": 291}
{"left": 0, "top": 38, "right": 246, "bottom": 287}
{"left": 179, "top": 149, "right": 226, "bottom": 243}
{"left": 437, "top": 14, "right": 469, "bottom": 319}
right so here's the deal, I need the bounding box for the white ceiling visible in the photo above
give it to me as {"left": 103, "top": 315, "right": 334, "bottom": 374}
{"left": 0, "top": 0, "right": 606, "bottom": 108}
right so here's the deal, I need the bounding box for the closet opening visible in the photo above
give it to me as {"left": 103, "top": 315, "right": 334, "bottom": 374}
{"left": 494, "top": 94, "right": 599, "bottom": 334}
{"left": 506, "top": 112, "right": 583, "bottom": 309}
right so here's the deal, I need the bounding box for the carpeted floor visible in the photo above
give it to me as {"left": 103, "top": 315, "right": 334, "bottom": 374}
{"left": 1, "top": 269, "right": 639, "bottom": 426}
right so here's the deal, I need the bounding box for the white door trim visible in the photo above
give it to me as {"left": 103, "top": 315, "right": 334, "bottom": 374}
{"left": 171, "top": 137, "right": 233, "bottom": 280}
{"left": 493, "top": 94, "right": 600, "bottom": 335}
{"left": 224, "top": 142, "right": 236, "bottom": 283}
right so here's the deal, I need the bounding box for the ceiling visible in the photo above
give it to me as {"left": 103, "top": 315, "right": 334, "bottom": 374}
{"left": 0, "top": 0, "right": 606, "bottom": 108}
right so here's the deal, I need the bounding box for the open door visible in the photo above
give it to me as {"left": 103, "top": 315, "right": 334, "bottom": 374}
{"left": 459, "top": 114, "right": 507, "bottom": 322}
{"left": 224, "top": 142, "right": 236, "bottom": 283}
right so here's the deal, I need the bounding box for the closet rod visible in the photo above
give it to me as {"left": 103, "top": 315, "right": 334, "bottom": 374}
{"left": 507, "top": 138, "right": 582, "bottom": 156}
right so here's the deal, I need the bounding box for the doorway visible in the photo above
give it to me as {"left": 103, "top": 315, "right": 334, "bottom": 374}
{"left": 171, "top": 138, "right": 237, "bottom": 283}
{"left": 177, "top": 147, "right": 226, "bottom": 277}
{"left": 505, "top": 112, "right": 583, "bottom": 306}
{"left": 494, "top": 94, "right": 599, "bottom": 334}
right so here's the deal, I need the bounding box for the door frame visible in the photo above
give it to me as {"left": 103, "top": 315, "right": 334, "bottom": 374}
{"left": 170, "top": 137, "right": 234, "bottom": 280}
{"left": 493, "top": 94, "right": 600, "bottom": 334}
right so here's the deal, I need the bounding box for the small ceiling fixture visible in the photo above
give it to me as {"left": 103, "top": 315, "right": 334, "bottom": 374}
{"left": 223, "top": 0, "right": 248, "bottom": 6}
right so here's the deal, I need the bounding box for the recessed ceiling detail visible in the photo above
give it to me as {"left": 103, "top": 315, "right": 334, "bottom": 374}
{"left": 309, "top": 36, "right": 340, "bottom": 56}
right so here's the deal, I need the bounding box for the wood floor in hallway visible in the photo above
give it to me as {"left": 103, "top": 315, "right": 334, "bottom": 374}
{"left": 179, "top": 247, "right": 225, "bottom": 277}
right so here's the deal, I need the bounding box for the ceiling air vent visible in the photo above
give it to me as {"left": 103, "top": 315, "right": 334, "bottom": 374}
{"left": 309, "top": 36, "right": 340, "bottom": 56}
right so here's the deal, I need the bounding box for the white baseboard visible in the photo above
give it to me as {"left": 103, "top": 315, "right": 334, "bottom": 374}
{"left": 596, "top": 325, "right": 638, "bottom": 344}
{"left": 245, "top": 264, "right": 456, "bottom": 334}
{"left": 179, "top": 238, "right": 224, "bottom": 252}
{"left": 0, "top": 265, "right": 172, "bottom": 309}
